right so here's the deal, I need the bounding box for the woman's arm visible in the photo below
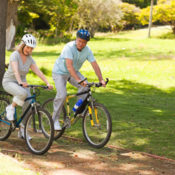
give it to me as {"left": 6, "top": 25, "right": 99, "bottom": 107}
{"left": 30, "top": 64, "right": 53, "bottom": 88}
{"left": 11, "top": 61, "right": 28, "bottom": 87}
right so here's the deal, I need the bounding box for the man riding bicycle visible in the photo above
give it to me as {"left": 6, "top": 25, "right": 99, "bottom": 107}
{"left": 52, "top": 29, "right": 106, "bottom": 130}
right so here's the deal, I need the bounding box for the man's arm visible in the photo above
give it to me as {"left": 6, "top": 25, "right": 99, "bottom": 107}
{"left": 66, "top": 58, "right": 81, "bottom": 82}
{"left": 66, "top": 58, "right": 87, "bottom": 86}
{"left": 91, "top": 61, "right": 106, "bottom": 86}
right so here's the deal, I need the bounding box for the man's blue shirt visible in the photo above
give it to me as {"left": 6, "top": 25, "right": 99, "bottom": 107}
{"left": 52, "top": 41, "right": 95, "bottom": 75}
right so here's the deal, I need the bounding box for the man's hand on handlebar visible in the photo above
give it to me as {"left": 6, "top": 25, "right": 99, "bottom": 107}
{"left": 79, "top": 81, "right": 87, "bottom": 87}
{"left": 78, "top": 78, "right": 87, "bottom": 87}
{"left": 100, "top": 79, "right": 106, "bottom": 87}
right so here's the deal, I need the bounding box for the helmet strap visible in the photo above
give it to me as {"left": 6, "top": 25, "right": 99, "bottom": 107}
{"left": 22, "top": 45, "right": 29, "bottom": 56}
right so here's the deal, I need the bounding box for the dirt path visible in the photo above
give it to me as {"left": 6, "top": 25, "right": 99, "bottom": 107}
{"left": 1, "top": 132, "right": 175, "bottom": 175}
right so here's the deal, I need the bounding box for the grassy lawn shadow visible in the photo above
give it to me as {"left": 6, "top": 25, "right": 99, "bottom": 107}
{"left": 103, "top": 79, "right": 175, "bottom": 159}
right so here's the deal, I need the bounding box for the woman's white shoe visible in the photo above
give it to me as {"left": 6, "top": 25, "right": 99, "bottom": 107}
{"left": 6, "top": 105, "right": 15, "bottom": 121}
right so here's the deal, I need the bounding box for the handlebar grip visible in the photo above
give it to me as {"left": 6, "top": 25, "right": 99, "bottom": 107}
{"left": 105, "top": 78, "right": 109, "bottom": 85}
{"left": 95, "top": 78, "right": 109, "bottom": 87}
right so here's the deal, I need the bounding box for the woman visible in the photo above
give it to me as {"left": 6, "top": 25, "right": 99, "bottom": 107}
{"left": 2, "top": 34, "right": 53, "bottom": 138}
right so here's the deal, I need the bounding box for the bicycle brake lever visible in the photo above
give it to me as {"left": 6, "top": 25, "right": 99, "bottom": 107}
{"left": 105, "top": 78, "right": 109, "bottom": 85}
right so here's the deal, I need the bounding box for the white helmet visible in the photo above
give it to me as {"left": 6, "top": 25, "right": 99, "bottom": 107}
{"left": 22, "top": 34, "right": 37, "bottom": 48}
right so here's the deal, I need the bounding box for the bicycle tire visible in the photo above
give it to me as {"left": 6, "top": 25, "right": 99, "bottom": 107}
{"left": 0, "top": 91, "right": 12, "bottom": 102}
{"left": 82, "top": 102, "right": 112, "bottom": 148}
{"left": 0, "top": 98, "right": 12, "bottom": 141}
{"left": 42, "top": 98, "right": 66, "bottom": 140}
{"left": 24, "top": 107, "right": 54, "bottom": 155}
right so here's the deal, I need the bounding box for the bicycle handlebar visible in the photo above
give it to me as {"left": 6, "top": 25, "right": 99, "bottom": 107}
{"left": 20, "top": 84, "right": 49, "bottom": 89}
{"left": 27, "top": 85, "right": 48, "bottom": 89}
{"left": 86, "top": 78, "right": 109, "bottom": 88}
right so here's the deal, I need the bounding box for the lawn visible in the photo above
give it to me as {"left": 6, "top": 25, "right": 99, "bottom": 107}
{"left": 5, "top": 26, "right": 175, "bottom": 159}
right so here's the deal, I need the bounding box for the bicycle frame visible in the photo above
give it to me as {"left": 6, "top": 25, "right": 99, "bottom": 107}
{"left": 0, "top": 93, "right": 37, "bottom": 130}
{"left": 64, "top": 88, "right": 95, "bottom": 126}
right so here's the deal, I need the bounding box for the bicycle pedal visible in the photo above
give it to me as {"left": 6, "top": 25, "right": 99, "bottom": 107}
{"left": 64, "top": 117, "right": 71, "bottom": 128}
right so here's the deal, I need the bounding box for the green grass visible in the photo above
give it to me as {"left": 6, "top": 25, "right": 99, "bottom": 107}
{"left": 5, "top": 25, "right": 175, "bottom": 159}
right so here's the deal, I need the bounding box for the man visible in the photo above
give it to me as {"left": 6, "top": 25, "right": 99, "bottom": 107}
{"left": 52, "top": 29, "right": 106, "bottom": 130}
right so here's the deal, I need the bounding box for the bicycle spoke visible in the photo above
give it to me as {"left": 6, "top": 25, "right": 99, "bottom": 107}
{"left": 42, "top": 98, "right": 66, "bottom": 140}
{"left": 83, "top": 103, "right": 112, "bottom": 148}
{"left": 25, "top": 108, "right": 54, "bottom": 155}
{"left": 0, "top": 98, "right": 12, "bottom": 140}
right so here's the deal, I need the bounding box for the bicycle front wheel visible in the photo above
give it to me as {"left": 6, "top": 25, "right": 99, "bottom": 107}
{"left": 0, "top": 98, "right": 12, "bottom": 141}
{"left": 82, "top": 103, "right": 112, "bottom": 148}
{"left": 25, "top": 107, "right": 54, "bottom": 155}
{"left": 42, "top": 98, "right": 66, "bottom": 140}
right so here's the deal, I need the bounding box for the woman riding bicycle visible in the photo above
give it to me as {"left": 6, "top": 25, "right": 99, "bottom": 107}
{"left": 2, "top": 34, "right": 53, "bottom": 138}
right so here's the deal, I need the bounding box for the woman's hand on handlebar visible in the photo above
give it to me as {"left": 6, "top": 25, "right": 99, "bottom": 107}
{"left": 20, "top": 82, "right": 28, "bottom": 88}
{"left": 47, "top": 83, "right": 53, "bottom": 90}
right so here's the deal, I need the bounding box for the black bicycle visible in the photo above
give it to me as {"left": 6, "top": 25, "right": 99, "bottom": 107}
{"left": 0, "top": 85, "right": 54, "bottom": 155}
{"left": 42, "top": 78, "right": 112, "bottom": 148}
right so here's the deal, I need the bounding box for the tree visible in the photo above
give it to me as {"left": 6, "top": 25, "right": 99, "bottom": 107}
{"left": 0, "top": 0, "right": 8, "bottom": 87}
{"left": 73, "top": 0, "right": 122, "bottom": 37}
{"left": 6, "top": 0, "right": 19, "bottom": 50}
{"left": 154, "top": 0, "right": 175, "bottom": 33}
{"left": 119, "top": 3, "right": 140, "bottom": 30}
{"left": 122, "top": 0, "right": 152, "bottom": 8}
{"left": 148, "top": 0, "right": 154, "bottom": 38}
{"left": 138, "top": 0, "right": 175, "bottom": 34}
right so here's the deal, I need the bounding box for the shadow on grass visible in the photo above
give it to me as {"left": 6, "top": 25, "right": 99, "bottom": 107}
{"left": 92, "top": 37, "right": 131, "bottom": 42}
{"left": 95, "top": 48, "right": 175, "bottom": 61}
{"left": 104, "top": 79, "right": 175, "bottom": 159}
{"left": 32, "top": 51, "right": 60, "bottom": 58}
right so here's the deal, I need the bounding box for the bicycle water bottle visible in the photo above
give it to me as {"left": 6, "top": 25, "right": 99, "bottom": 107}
{"left": 72, "top": 99, "right": 83, "bottom": 112}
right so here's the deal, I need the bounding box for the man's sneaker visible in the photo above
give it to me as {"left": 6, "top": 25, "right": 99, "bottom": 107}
{"left": 54, "top": 120, "right": 62, "bottom": 130}
{"left": 18, "top": 126, "right": 32, "bottom": 140}
{"left": 6, "top": 105, "right": 15, "bottom": 121}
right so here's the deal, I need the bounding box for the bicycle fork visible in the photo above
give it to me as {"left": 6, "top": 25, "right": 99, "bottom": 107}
{"left": 32, "top": 104, "right": 41, "bottom": 133}
{"left": 88, "top": 104, "right": 99, "bottom": 127}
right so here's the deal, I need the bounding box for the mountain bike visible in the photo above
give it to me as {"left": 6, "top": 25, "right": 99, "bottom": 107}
{"left": 42, "top": 78, "right": 112, "bottom": 148}
{"left": 0, "top": 85, "right": 54, "bottom": 155}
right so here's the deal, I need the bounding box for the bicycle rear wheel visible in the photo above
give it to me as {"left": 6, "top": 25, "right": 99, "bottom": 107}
{"left": 0, "top": 98, "right": 12, "bottom": 141}
{"left": 42, "top": 98, "right": 66, "bottom": 140}
{"left": 0, "top": 91, "right": 12, "bottom": 101}
{"left": 25, "top": 107, "right": 54, "bottom": 155}
{"left": 82, "top": 103, "right": 112, "bottom": 148}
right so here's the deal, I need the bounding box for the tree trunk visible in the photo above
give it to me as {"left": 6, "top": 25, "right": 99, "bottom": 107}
{"left": 0, "top": 0, "right": 8, "bottom": 87}
{"left": 6, "top": 0, "right": 18, "bottom": 50}
{"left": 148, "top": 0, "right": 154, "bottom": 38}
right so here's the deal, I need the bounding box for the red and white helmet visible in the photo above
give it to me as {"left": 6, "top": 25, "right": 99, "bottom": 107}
{"left": 22, "top": 34, "right": 37, "bottom": 48}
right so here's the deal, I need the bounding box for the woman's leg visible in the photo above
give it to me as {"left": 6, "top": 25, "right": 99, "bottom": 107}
{"left": 2, "top": 81, "right": 28, "bottom": 120}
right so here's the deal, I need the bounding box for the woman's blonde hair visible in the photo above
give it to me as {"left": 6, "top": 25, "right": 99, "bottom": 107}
{"left": 16, "top": 41, "right": 26, "bottom": 53}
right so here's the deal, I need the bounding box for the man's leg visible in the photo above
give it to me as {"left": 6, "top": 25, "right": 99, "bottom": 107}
{"left": 52, "top": 74, "right": 68, "bottom": 123}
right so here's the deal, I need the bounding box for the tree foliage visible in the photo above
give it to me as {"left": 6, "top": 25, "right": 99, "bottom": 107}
{"left": 119, "top": 3, "right": 141, "bottom": 30}
{"left": 122, "top": 0, "right": 153, "bottom": 8}
{"left": 17, "top": 0, "right": 77, "bottom": 39}
{"left": 138, "top": 0, "right": 175, "bottom": 33}
{"left": 72, "top": 0, "right": 122, "bottom": 37}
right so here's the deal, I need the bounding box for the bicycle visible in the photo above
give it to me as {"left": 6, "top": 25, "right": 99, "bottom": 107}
{"left": 0, "top": 85, "right": 54, "bottom": 155}
{"left": 42, "top": 78, "right": 112, "bottom": 148}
